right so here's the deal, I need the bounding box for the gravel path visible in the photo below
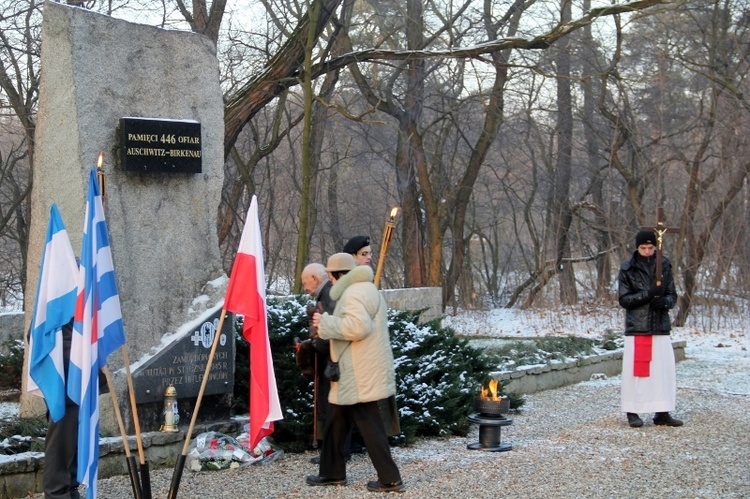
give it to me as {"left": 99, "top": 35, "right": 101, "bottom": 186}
{"left": 34, "top": 340, "right": 750, "bottom": 498}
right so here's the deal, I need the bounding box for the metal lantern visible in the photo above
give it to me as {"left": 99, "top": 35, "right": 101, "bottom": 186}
{"left": 160, "top": 384, "right": 180, "bottom": 432}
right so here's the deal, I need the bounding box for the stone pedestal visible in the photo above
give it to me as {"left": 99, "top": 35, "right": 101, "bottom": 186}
{"left": 22, "top": 2, "right": 225, "bottom": 434}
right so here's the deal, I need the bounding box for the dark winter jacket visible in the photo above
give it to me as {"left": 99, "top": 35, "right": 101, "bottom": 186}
{"left": 617, "top": 251, "right": 677, "bottom": 335}
{"left": 312, "top": 280, "right": 335, "bottom": 355}
{"left": 297, "top": 281, "right": 335, "bottom": 375}
{"left": 317, "top": 280, "right": 336, "bottom": 314}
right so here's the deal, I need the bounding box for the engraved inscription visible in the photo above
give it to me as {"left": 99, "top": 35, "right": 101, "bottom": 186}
{"left": 119, "top": 117, "right": 202, "bottom": 173}
{"left": 132, "top": 310, "right": 234, "bottom": 404}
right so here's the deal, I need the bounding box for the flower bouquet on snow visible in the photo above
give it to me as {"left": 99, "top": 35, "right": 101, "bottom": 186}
{"left": 186, "top": 429, "right": 283, "bottom": 471}
{"left": 186, "top": 431, "right": 258, "bottom": 471}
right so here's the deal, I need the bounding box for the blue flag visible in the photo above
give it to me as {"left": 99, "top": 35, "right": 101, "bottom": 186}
{"left": 67, "top": 169, "right": 126, "bottom": 498}
{"left": 28, "top": 204, "right": 78, "bottom": 422}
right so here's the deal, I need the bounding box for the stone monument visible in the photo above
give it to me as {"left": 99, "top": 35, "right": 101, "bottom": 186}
{"left": 22, "top": 2, "right": 228, "bottom": 433}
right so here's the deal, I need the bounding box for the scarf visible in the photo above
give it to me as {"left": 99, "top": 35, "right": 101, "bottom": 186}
{"left": 633, "top": 335, "right": 653, "bottom": 377}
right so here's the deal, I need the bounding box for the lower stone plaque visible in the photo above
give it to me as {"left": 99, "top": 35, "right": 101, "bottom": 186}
{"left": 132, "top": 308, "right": 235, "bottom": 404}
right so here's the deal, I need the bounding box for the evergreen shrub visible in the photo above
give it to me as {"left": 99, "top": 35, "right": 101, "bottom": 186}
{"left": 0, "top": 339, "right": 24, "bottom": 391}
{"left": 0, "top": 415, "right": 46, "bottom": 454}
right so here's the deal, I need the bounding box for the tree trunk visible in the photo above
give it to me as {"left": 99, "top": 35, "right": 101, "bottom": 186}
{"left": 581, "top": 0, "right": 611, "bottom": 298}
{"left": 395, "top": 130, "right": 426, "bottom": 287}
{"left": 224, "top": 0, "right": 344, "bottom": 159}
{"left": 398, "top": 0, "right": 428, "bottom": 287}
{"left": 549, "top": 0, "right": 577, "bottom": 306}
{"left": 292, "top": 0, "right": 322, "bottom": 293}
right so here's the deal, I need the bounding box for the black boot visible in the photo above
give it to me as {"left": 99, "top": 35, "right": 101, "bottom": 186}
{"left": 653, "top": 412, "right": 683, "bottom": 426}
{"left": 626, "top": 413, "right": 643, "bottom": 428}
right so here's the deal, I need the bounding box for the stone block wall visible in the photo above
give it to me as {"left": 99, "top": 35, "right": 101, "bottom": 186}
{"left": 382, "top": 287, "right": 442, "bottom": 323}
{"left": 496, "top": 340, "right": 686, "bottom": 395}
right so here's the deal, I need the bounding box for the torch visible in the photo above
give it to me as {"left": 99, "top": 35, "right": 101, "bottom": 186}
{"left": 96, "top": 152, "right": 106, "bottom": 200}
{"left": 374, "top": 207, "right": 399, "bottom": 288}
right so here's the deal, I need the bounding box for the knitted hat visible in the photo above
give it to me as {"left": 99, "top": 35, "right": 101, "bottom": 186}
{"left": 325, "top": 252, "right": 357, "bottom": 272}
{"left": 635, "top": 231, "right": 656, "bottom": 248}
{"left": 343, "top": 235, "right": 370, "bottom": 254}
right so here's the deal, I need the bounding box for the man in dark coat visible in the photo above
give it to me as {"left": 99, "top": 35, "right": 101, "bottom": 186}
{"left": 40, "top": 318, "right": 81, "bottom": 499}
{"left": 301, "top": 263, "right": 339, "bottom": 460}
{"left": 618, "top": 230, "right": 683, "bottom": 428}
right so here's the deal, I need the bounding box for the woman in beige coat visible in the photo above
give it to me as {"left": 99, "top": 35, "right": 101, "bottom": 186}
{"left": 306, "top": 253, "right": 404, "bottom": 493}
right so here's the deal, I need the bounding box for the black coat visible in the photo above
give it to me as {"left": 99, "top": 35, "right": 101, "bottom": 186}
{"left": 313, "top": 280, "right": 336, "bottom": 440}
{"left": 617, "top": 252, "right": 677, "bottom": 335}
{"left": 317, "top": 280, "right": 336, "bottom": 314}
{"left": 297, "top": 281, "right": 337, "bottom": 377}
{"left": 312, "top": 280, "right": 335, "bottom": 355}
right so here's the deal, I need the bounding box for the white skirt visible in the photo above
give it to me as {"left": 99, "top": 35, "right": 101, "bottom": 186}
{"left": 620, "top": 335, "right": 676, "bottom": 413}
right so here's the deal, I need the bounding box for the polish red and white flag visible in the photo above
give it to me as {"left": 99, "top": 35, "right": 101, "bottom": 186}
{"left": 224, "top": 195, "right": 282, "bottom": 450}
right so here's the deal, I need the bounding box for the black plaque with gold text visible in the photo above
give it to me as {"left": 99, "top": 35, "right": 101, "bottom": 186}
{"left": 132, "top": 309, "right": 234, "bottom": 404}
{"left": 119, "top": 117, "right": 202, "bottom": 173}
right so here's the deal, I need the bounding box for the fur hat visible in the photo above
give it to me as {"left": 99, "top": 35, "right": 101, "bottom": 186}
{"left": 343, "top": 235, "right": 370, "bottom": 254}
{"left": 635, "top": 231, "right": 657, "bottom": 248}
{"left": 325, "top": 252, "right": 357, "bottom": 272}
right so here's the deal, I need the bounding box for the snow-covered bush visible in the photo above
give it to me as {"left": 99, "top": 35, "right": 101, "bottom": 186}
{"left": 388, "top": 310, "right": 498, "bottom": 441}
{"left": 0, "top": 339, "right": 24, "bottom": 391}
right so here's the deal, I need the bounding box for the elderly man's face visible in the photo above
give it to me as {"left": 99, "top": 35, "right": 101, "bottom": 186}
{"left": 301, "top": 273, "right": 319, "bottom": 295}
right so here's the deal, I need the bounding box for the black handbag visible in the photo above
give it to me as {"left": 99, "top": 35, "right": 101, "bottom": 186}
{"left": 323, "top": 360, "right": 340, "bottom": 381}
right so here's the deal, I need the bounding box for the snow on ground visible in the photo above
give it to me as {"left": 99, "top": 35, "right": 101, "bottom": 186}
{"left": 443, "top": 303, "right": 750, "bottom": 395}
{"left": 0, "top": 402, "right": 17, "bottom": 420}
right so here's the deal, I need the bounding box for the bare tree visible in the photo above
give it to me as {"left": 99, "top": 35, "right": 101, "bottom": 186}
{"left": 0, "top": 136, "right": 30, "bottom": 305}
{"left": 5, "top": 0, "right": 718, "bottom": 317}
{"left": 580, "top": 0, "right": 613, "bottom": 299}
{"left": 547, "top": 0, "right": 577, "bottom": 305}
{"left": 605, "top": 1, "right": 750, "bottom": 325}
{"left": 0, "top": 1, "right": 41, "bottom": 298}
{"left": 174, "top": 0, "right": 227, "bottom": 44}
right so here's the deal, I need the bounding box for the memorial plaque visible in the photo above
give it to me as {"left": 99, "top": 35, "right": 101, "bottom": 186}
{"left": 119, "top": 117, "right": 202, "bottom": 173}
{"left": 132, "top": 309, "right": 234, "bottom": 404}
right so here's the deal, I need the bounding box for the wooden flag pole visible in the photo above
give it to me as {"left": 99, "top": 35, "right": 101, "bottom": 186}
{"left": 121, "top": 347, "right": 151, "bottom": 499}
{"left": 168, "top": 309, "right": 228, "bottom": 499}
{"left": 102, "top": 366, "right": 142, "bottom": 499}
{"left": 97, "top": 155, "right": 151, "bottom": 498}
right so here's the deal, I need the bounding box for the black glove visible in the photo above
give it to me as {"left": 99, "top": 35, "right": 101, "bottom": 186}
{"left": 649, "top": 284, "right": 665, "bottom": 298}
{"left": 306, "top": 302, "right": 317, "bottom": 322}
{"left": 650, "top": 296, "right": 669, "bottom": 310}
{"left": 306, "top": 303, "right": 318, "bottom": 338}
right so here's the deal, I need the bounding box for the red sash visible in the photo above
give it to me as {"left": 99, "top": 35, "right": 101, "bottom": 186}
{"left": 633, "top": 335, "right": 653, "bottom": 377}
